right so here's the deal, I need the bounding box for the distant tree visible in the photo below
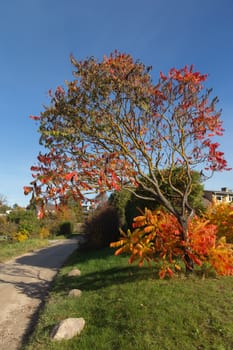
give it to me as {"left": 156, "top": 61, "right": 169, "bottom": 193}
{"left": 0, "top": 194, "right": 10, "bottom": 213}
{"left": 26, "top": 51, "right": 230, "bottom": 271}
{"left": 0, "top": 194, "right": 7, "bottom": 206}
{"left": 110, "top": 169, "right": 205, "bottom": 230}
{"left": 154, "top": 168, "right": 205, "bottom": 215}
{"left": 108, "top": 189, "right": 132, "bottom": 229}
{"left": 8, "top": 208, "right": 40, "bottom": 236}
{"left": 65, "top": 193, "right": 84, "bottom": 222}
{"left": 40, "top": 194, "right": 84, "bottom": 236}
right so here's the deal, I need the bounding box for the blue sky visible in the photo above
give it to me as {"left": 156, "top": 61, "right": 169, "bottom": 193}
{"left": 0, "top": 0, "right": 233, "bottom": 206}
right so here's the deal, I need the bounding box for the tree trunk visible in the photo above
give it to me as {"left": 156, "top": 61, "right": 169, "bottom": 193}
{"left": 180, "top": 217, "right": 194, "bottom": 273}
{"left": 184, "top": 252, "right": 194, "bottom": 273}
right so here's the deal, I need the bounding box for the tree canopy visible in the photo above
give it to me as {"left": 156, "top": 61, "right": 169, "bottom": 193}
{"left": 26, "top": 51, "right": 230, "bottom": 251}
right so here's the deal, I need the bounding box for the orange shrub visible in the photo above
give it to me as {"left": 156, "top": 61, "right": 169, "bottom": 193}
{"left": 209, "top": 237, "right": 233, "bottom": 276}
{"left": 205, "top": 202, "right": 233, "bottom": 243}
{"left": 111, "top": 208, "right": 233, "bottom": 278}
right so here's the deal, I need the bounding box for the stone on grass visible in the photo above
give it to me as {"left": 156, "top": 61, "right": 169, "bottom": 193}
{"left": 68, "top": 268, "right": 81, "bottom": 277}
{"left": 50, "top": 317, "right": 85, "bottom": 340}
{"left": 68, "top": 289, "right": 82, "bottom": 297}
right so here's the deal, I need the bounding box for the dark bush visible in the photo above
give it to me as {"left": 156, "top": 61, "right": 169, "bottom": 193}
{"left": 83, "top": 205, "right": 120, "bottom": 249}
{"left": 58, "top": 221, "right": 73, "bottom": 236}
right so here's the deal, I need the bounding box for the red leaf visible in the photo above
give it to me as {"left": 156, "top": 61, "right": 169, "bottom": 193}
{"left": 64, "top": 172, "right": 77, "bottom": 181}
{"left": 160, "top": 72, "right": 167, "bottom": 80}
{"left": 29, "top": 115, "right": 40, "bottom": 121}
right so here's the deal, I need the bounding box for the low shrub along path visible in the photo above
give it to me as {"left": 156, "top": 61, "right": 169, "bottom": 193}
{"left": 0, "top": 238, "right": 78, "bottom": 350}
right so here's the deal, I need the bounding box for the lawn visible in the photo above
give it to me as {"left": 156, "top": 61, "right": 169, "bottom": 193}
{"left": 0, "top": 233, "right": 81, "bottom": 263}
{"left": 23, "top": 247, "right": 233, "bottom": 350}
{"left": 0, "top": 238, "right": 50, "bottom": 262}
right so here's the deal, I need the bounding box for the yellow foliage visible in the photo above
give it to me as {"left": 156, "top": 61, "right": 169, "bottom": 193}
{"left": 205, "top": 202, "right": 233, "bottom": 243}
{"left": 13, "top": 231, "right": 28, "bottom": 242}
{"left": 209, "top": 241, "right": 233, "bottom": 276}
{"left": 39, "top": 227, "right": 50, "bottom": 239}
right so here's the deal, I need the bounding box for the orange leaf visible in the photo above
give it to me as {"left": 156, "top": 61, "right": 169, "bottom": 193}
{"left": 37, "top": 208, "right": 45, "bottom": 219}
{"left": 110, "top": 239, "right": 126, "bottom": 248}
{"left": 144, "top": 225, "right": 155, "bottom": 233}
{"left": 167, "top": 267, "right": 174, "bottom": 277}
{"left": 23, "top": 186, "right": 33, "bottom": 195}
{"left": 133, "top": 215, "right": 146, "bottom": 222}
{"left": 159, "top": 269, "right": 166, "bottom": 279}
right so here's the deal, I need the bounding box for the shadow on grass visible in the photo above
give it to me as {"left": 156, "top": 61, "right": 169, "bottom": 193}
{"left": 62, "top": 245, "right": 125, "bottom": 266}
{"left": 54, "top": 264, "right": 160, "bottom": 294}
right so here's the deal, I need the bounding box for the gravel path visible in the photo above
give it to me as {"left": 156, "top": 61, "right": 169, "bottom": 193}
{"left": 0, "top": 239, "right": 78, "bottom": 350}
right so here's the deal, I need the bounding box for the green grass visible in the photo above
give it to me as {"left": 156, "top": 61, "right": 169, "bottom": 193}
{"left": 24, "top": 248, "right": 233, "bottom": 350}
{"left": 0, "top": 238, "right": 50, "bottom": 262}
{"left": 0, "top": 232, "right": 80, "bottom": 263}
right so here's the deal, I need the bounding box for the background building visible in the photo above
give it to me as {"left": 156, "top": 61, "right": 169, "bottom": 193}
{"left": 204, "top": 187, "right": 233, "bottom": 204}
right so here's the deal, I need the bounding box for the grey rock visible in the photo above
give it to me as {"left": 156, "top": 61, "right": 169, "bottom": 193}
{"left": 67, "top": 268, "right": 81, "bottom": 277}
{"left": 68, "top": 289, "right": 82, "bottom": 297}
{"left": 50, "top": 317, "right": 85, "bottom": 340}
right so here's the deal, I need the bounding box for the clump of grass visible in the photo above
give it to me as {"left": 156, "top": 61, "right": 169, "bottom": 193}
{"left": 0, "top": 238, "right": 50, "bottom": 262}
{"left": 24, "top": 248, "right": 233, "bottom": 350}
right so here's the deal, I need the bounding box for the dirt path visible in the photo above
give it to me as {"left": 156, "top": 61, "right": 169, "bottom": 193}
{"left": 0, "top": 239, "right": 78, "bottom": 350}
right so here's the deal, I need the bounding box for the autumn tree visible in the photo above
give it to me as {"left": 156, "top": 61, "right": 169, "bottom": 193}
{"left": 26, "top": 51, "right": 230, "bottom": 271}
